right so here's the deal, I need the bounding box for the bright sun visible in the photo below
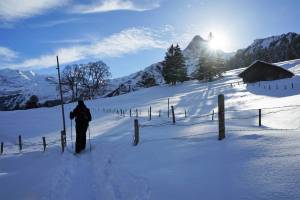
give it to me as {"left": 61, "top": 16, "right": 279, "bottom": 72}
{"left": 208, "top": 32, "right": 229, "bottom": 52}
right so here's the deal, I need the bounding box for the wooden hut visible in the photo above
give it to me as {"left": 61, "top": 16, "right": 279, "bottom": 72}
{"left": 239, "top": 60, "right": 294, "bottom": 83}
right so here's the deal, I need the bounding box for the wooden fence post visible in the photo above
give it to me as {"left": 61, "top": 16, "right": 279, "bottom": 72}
{"left": 218, "top": 94, "right": 225, "bottom": 140}
{"left": 171, "top": 106, "right": 176, "bottom": 124}
{"left": 18, "top": 135, "right": 22, "bottom": 152}
{"left": 168, "top": 98, "right": 170, "bottom": 118}
{"left": 136, "top": 109, "right": 138, "bottom": 118}
{"left": 61, "top": 131, "right": 65, "bottom": 153}
{"left": 149, "top": 106, "right": 152, "bottom": 120}
{"left": 212, "top": 110, "right": 215, "bottom": 121}
{"left": 1, "top": 142, "right": 3, "bottom": 154}
{"left": 185, "top": 110, "right": 187, "bottom": 118}
{"left": 42, "top": 137, "right": 46, "bottom": 152}
{"left": 133, "top": 119, "right": 139, "bottom": 146}
{"left": 130, "top": 109, "right": 132, "bottom": 117}
{"left": 159, "top": 110, "right": 161, "bottom": 117}
{"left": 259, "top": 109, "right": 262, "bottom": 127}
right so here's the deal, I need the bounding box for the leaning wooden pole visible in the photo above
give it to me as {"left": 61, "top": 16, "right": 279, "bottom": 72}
{"left": 56, "top": 56, "right": 67, "bottom": 148}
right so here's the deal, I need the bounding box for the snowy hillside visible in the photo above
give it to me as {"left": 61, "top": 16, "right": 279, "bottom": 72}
{"left": 105, "top": 62, "right": 164, "bottom": 97}
{"left": 0, "top": 68, "right": 58, "bottom": 110}
{"left": 1, "top": 59, "right": 300, "bottom": 199}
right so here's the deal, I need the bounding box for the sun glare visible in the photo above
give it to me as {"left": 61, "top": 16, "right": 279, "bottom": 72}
{"left": 208, "top": 32, "right": 229, "bottom": 52}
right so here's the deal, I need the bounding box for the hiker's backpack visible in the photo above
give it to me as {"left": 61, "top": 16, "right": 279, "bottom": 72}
{"left": 77, "top": 107, "right": 90, "bottom": 122}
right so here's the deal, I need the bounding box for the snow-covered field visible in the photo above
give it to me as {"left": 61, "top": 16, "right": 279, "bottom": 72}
{"left": 1, "top": 59, "right": 300, "bottom": 200}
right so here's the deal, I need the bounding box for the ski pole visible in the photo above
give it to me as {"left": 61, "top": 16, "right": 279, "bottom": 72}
{"left": 88, "top": 126, "right": 92, "bottom": 152}
{"left": 70, "top": 119, "right": 73, "bottom": 149}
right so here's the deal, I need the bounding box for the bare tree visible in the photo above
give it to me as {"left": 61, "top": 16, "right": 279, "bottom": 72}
{"left": 62, "top": 61, "right": 111, "bottom": 100}
{"left": 62, "top": 64, "right": 85, "bottom": 101}
{"left": 80, "top": 61, "right": 111, "bottom": 99}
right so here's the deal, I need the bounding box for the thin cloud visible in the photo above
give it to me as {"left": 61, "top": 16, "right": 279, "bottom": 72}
{"left": 8, "top": 27, "right": 169, "bottom": 69}
{"left": 70, "top": 0, "right": 160, "bottom": 14}
{"left": 0, "top": 0, "right": 69, "bottom": 22}
{"left": 42, "top": 38, "right": 94, "bottom": 45}
{"left": 30, "top": 18, "right": 80, "bottom": 28}
{"left": 42, "top": 34, "right": 98, "bottom": 44}
{"left": 0, "top": 46, "right": 18, "bottom": 61}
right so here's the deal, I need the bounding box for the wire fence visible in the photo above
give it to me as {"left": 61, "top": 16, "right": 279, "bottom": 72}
{"left": 2, "top": 98, "right": 300, "bottom": 156}
{"left": 132, "top": 103, "right": 300, "bottom": 145}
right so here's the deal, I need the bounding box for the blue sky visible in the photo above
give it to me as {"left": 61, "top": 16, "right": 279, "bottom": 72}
{"left": 0, "top": 0, "right": 300, "bottom": 78}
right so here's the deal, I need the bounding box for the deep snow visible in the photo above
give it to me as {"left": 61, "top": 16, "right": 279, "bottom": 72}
{"left": 1, "top": 59, "right": 300, "bottom": 199}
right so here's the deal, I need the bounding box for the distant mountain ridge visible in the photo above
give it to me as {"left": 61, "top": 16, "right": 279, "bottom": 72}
{"left": 183, "top": 35, "right": 232, "bottom": 74}
{"left": 227, "top": 32, "right": 300, "bottom": 68}
{"left": 0, "top": 68, "right": 58, "bottom": 110}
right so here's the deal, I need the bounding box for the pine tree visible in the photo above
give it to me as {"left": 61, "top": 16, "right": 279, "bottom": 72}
{"left": 174, "top": 44, "right": 188, "bottom": 83}
{"left": 195, "top": 54, "right": 224, "bottom": 82}
{"left": 162, "top": 44, "right": 187, "bottom": 85}
{"left": 162, "top": 44, "right": 176, "bottom": 85}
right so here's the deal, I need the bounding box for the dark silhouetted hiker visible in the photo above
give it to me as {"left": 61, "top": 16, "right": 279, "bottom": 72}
{"left": 70, "top": 100, "right": 92, "bottom": 154}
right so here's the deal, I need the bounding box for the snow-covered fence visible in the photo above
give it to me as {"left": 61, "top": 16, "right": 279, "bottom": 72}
{"left": 99, "top": 102, "right": 300, "bottom": 141}
{"left": 102, "top": 102, "right": 189, "bottom": 120}
{"left": 246, "top": 81, "right": 296, "bottom": 91}
{"left": 2, "top": 103, "right": 300, "bottom": 155}
{"left": 226, "top": 79, "right": 297, "bottom": 91}
{"left": 136, "top": 101, "right": 300, "bottom": 145}
{"left": 0, "top": 136, "right": 62, "bottom": 155}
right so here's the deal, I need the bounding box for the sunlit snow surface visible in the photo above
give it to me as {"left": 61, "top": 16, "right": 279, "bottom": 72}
{"left": 1, "top": 59, "right": 300, "bottom": 200}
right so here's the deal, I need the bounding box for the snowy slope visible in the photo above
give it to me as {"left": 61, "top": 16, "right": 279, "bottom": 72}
{"left": 105, "top": 62, "right": 164, "bottom": 97}
{"left": 1, "top": 59, "right": 300, "bottom": 199}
